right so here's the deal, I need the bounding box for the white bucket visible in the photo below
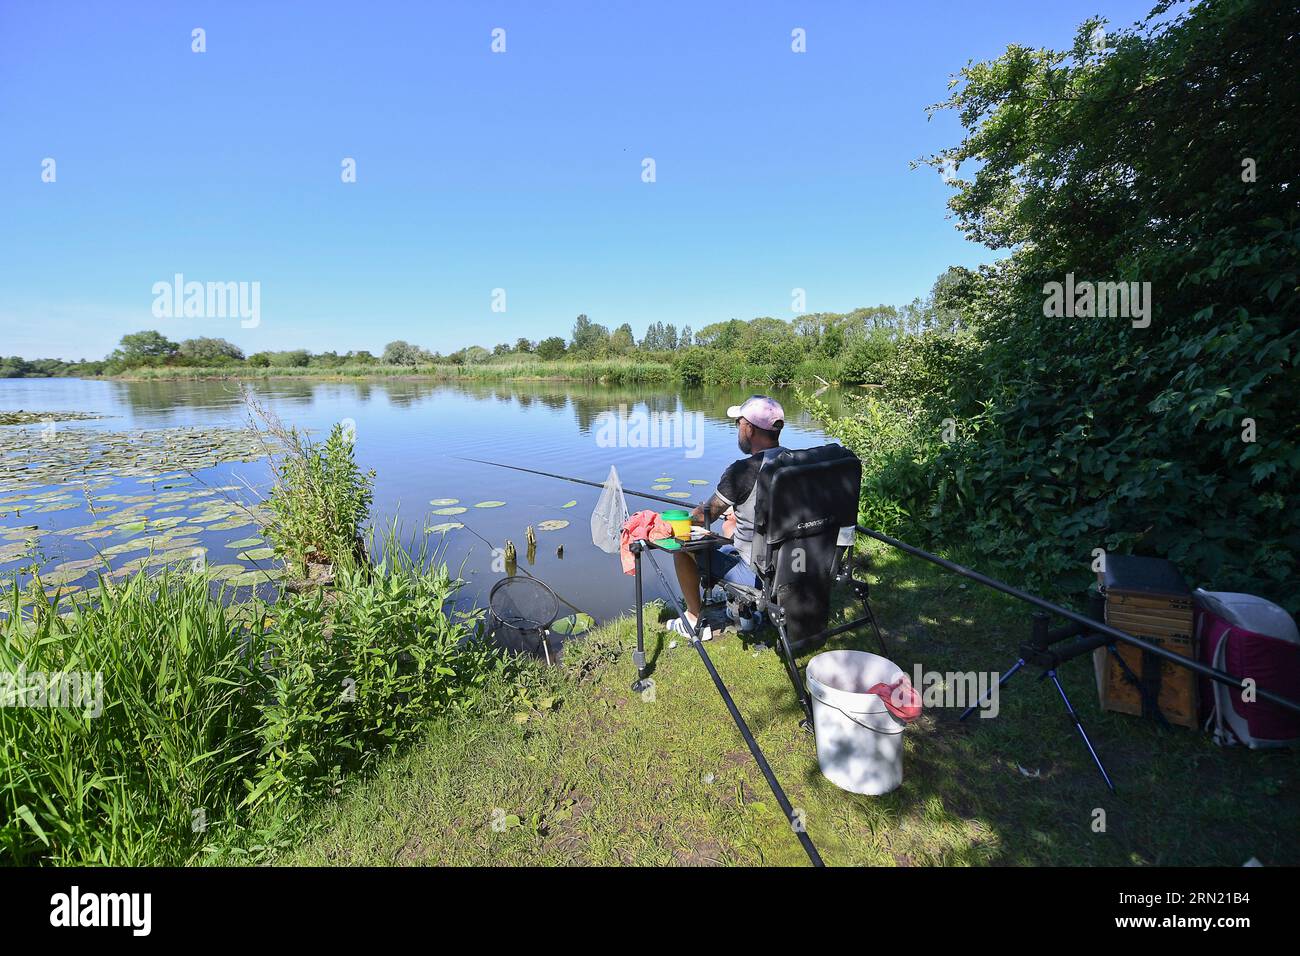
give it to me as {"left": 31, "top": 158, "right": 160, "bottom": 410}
{"left": 806, "top": 650, "right": 907, "bottom": 795}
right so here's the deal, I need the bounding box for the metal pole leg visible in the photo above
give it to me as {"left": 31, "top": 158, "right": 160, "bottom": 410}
{"left": 774, "top": 620, "right": 816, "bottom": 729}
{"left": 959, "top": 658, "right": 1025, "bottom": 721}
{"left": 631, "top": 544, "right": 651, "bottom": 692}
{"left": 1044, "top": 669, "right": 1116, "bottom": 793}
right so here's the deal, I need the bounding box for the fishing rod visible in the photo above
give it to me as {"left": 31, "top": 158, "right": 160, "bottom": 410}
{"left": 855, "top": 525, "right": 1300, "bottom": 715}
{"left": 462, "top": 456, "right": 1300, "bottom": 715}
{"left": 465, "top": 454, "right": 822, "bottom": 865}
{"left": 637, "top": 545, "right": 823, "bottom": 867}
{"left": 455, "top": 457, "right": 702, "bottom": 510}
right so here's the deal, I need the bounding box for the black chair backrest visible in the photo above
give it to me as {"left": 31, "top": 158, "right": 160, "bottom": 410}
{"left": 750, "top": 444, "right": 861, "bottom": 653}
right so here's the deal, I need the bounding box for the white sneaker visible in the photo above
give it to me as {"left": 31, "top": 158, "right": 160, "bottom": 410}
{"left": 667, "top": 615, "right": 712, "bottom": 642}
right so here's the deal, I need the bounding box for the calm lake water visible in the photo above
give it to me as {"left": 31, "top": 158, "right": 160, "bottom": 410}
{"left": 0, "top": 377, "right": 838, "bottom": 626}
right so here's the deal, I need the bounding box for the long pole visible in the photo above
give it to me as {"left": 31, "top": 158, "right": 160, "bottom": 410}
{"left": 855, "top": 525, "right": 1300, "bottom": 716}
{"left": 464, "top": 455, "right": 821, "bottom": 864}
{"left": 638, "top": 545, "right": 823, "bottom": 867}
{"left": 457, "top": 456, "right": 1300, "bottom": 716}
{"left": 455, "top": 457, "right": 700, "bottom": 509}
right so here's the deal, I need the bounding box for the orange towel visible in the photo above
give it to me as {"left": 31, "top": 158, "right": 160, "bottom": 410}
{"left": 619, "top": 510, "right": 673, "bottom": 575}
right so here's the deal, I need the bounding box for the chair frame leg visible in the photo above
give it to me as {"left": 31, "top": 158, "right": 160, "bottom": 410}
{"left": 773, "top": 617, "right": 816, "bottom": 730}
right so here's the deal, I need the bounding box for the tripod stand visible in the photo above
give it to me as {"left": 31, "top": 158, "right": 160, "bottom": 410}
{"left": 958, "top": 592, "right": 1172, "bottom": 793}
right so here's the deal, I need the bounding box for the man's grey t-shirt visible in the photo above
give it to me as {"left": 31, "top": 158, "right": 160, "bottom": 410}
{"left": 713, "top": 446, "right": 785, "bottom": 565}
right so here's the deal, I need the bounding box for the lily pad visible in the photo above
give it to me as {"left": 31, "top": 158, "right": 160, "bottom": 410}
{"left": 665, "top": 492, "right": 692, "bottom": 499}
{"left": 424, "top": 522, "right": 465, "bottom": 534}
{"left": 206, "top": 518, "right": 254, "bottom": 531}
{"left": 206, "top": 563, "right": 247, "bottom": 581}
{"left": 474, "top": 501, "right": 506, "bottom": 509}
{"left": 229, "top": 567, "right": 285, "bottom": 586}
{"left": 687, "top": 479, "right": 709, "bottom": 485}
{"left": 431, "top": 506, "right": 468, "bottom": 516}
{"left": 236, "top": 547, "right": 276, "bottom": 562}
{"left": 560, "top": 500, "right": 577, "bottom": 509}
{"left": 536, "top": 520, "right": 569, "bottom": 532}
{"left": 225, "top": 537, "right": 264, "bottom": 550}
{"left": 429, "top": 498, "right": 459, "bottom": 506}
{"left": 551, "top": 613, "right": 595, "bottom": 636}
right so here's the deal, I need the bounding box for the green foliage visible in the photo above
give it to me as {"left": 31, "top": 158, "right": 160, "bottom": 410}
{"left": 838, "top": 330, "right": 897, "bottom": 385}
{"left": 805, "top": 390, "right": 938, "bottom": 537}
{"left": 179, "top": 336, "right": 244, "bottom": 364}
{"left": 117, "top": 329, "right": 178, "bottom": 360}
{"left": 382, "top": 340, "right": 425, "bottom": 366}
{"left": 0, "top": 571, "right": 268, "bottom": 864}
{"left": 535, "top": 336, "right": 567, "bottom": 360}
{"left": 0, "top": 552, "right": 504, "bottom": 864}
{"left": 249, "top": 545, "right": 505, "bottom": 810}
{"left": 264, "top": 422, "right": 375, "bottom": 574}
{"left": 880, "top": 0, "right": 1300, "bottom": 605}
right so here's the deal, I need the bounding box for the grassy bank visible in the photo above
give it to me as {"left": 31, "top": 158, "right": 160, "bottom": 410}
{"left": 0, "top": 547, "right": 510, "bottom": 865}
{"left": 106, "top": 355, "right": 845, "bottom": 388}
{"left": 272, "top": 540, "right": 1299, "bottom": 867}
{"left": 0, "top": 412, "right": 512, "bottom": 865}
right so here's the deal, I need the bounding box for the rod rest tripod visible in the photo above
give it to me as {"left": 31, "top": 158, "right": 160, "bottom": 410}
{"left": 958, "top": 591, "right": 1172, "bottom": 792}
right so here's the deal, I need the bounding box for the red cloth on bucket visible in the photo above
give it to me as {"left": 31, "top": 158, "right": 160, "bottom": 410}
{"left": 868, "top": 676, "right": 922, "bottom": 721}
{"left": 619, "top": 510, "right": 673, "bottom": 575}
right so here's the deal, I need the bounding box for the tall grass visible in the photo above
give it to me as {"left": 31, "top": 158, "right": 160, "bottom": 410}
{"left": 0, "top": 538, "right": 506, "bottom": 865}
{"left": 0, "top": 571, "right": 269, "bottom": 864}
{"left": 1, "top": 400, "right": 510, "bottom": 864}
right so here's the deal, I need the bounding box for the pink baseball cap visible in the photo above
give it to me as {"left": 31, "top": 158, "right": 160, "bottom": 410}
{"left": 726, "top": 395, "right": 786, "bottom": 431}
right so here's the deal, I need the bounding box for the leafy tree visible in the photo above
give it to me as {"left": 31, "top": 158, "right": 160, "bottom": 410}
{"left": 693, "top": 319, "right": 744, "bottom": 350}
{"left": 881, "top": 0, "right": 1300, "bottom": 606}
{"left": 178, "top": 337, "right": 244, "bottom": 364}
{"left": 570, "top": 314, "right": 609, "bottom": 355}
{"left": 118, "top": 330, "right": 179, "bottom": 361}
{"left": 268, "top": 350, "right": 311, "bottom": 368}
{"left": 536, "top": 336, "right": 567, "bottom": 360}
{"left": 610, "top": 323, "right": 635, "bottom": 354}
{"left": 382, "top": 340, "right": 422, "bottom": 366}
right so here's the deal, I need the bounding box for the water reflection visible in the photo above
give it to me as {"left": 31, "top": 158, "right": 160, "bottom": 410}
{"left": 1, "top": 376, "right": 840, "bottom": 623}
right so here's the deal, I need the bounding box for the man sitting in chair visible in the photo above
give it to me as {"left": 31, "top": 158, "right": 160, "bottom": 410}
{"left": 667, "top": 395, "right": 786, "bottom": 641}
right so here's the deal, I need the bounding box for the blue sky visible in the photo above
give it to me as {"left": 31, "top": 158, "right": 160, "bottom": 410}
{"left": 0, "top": 0, "right": 1156, "bottom": 360}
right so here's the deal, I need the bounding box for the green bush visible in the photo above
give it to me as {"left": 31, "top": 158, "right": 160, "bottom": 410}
{"left": 0, "top": 549, "right": 505, "bottom": 865}
{"left": 0, "top": 571, "right": 269, "bottom": 864}
{"left": 249, "top": 544, "right": 504, "bottom": 811}
{"left": 264, "top": 422, "right": 375, "bottom": 575}
{"left": 838, "top": 332, "right": 897, "bottom": 385}
{"left": 852, "top": 0, "right": 1300, "bottom": 607}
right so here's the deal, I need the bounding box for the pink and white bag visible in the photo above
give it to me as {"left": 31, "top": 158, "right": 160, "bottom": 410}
{"left": 1194, "top": 589, "right": 1300, "bottom": 749}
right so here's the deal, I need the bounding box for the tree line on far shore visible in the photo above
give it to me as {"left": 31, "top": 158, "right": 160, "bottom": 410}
{"left": 1, "top": 266, "right": 970, "bottom": 387}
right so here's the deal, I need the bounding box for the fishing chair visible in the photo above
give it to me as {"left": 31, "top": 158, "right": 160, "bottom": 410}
{"left": 708, "top": 444, "right": 888, "bottom": 729}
